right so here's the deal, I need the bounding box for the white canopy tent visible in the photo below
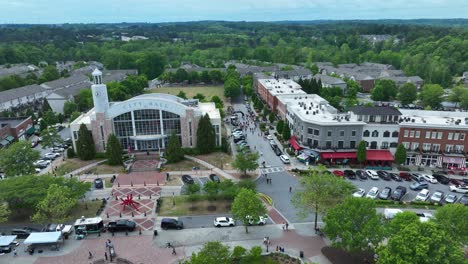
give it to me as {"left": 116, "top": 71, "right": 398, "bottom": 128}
{"left": 0, "top": 236, "right": 17, "bottom": 247}
{"left": 24, "top": 232, "right": 61, "bottom": 245}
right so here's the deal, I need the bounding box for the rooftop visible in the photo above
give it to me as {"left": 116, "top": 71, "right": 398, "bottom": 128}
{"left": 281, "top": 94, "right": 365, "bottom": 126}
{"left": 0, "top": 117, "right": 30, "bottom": 128}
{"left": 198, "top": 102, "right": 221, "bottom": 120}
{"left": 399, "top": 109, "right": 468, "bottom": 129}
{"left": 350, "top": 106, "right": 402, "bottom": 116}
{"left": 258, "top": 79, "right": 305, "bottom": 96}
{"left": 0, "top": 84, "right": 46, "bottom": 103}
{"left": 313, "top": 74, "right": 346, "bottom": 85}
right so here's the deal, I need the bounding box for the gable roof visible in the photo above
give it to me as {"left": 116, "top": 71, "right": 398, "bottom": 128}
{"left": 313, "top": 74, "right": 346, "bottom": 85}
{"left": 0, "top": 84, "right": 46, "bottom": 103}
{"left": 349, "top": 106, "right": 402, "bottom": 116}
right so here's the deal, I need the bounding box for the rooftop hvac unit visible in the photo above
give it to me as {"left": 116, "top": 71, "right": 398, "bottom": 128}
{"left": 411, "top": 119, "right": 415, "bottom": 122}
{"left": 306, "top": 111, "right": 309, "bottom": 114}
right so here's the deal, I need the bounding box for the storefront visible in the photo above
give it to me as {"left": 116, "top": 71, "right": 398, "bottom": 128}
{"left": 442, "top": 156, "right": 466, "bottom": 169}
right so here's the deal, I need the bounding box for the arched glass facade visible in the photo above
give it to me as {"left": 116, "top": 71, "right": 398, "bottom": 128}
{"left": 113, "top": 109, "right": 181, "bottom": 150}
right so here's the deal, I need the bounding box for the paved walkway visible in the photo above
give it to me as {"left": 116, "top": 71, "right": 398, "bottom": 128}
{"left": 184, "top": 155, "right": 242, "bottom": 181}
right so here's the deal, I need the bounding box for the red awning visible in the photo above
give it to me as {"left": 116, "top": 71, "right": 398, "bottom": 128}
{"left": 366, "top": 150, "right": 394, "bottom": 161}
{"left": 289, "top": 136, "right": 302, "bottom": 151}
{"left": 321, "top": 152, "right": 357, "bottom": 159}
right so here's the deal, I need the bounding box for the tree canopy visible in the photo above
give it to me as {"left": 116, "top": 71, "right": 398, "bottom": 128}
{"left": 232, "top": 152, "right": 259, "bottom": 177}
{"left": 434, "top": 204, "right": 468, "bottom": 245}
{"left": 394, "top": 144, "right": 407, "bottom": 165}
{"left": 356, "top": 140, "right": 367, "bottom": 165}
{"left": 105, "top": 134, "right": 123, "bottom": 165}
{"left": 165, "top": 132, "right": 184, "bottom": 163}
{"left": 371, "top": 79, "right": 398, "bottom": 101}
{"left": 196, "top": 114, "right": 216, "bottom": 154}
{"left": 0, "top": 141, "right": 40, "bottom": 177}
{"left": 76, "top": 123, "right": 96, "bottom": 160}
{"left": 231, "top": 188, "right": 267, "bottom": 233}
{"left": 397, "top": 82, "right": 418, "bottom": 105}
{"left": 31, "top": 184, "right": 77, "bottom": 223}
{"left": 419, "top": 84, "right": 444, "bottom": 109}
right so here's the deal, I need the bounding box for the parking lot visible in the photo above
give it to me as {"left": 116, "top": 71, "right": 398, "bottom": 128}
{"left": 340, "top": 170, "right": 467, "bottom": 203}
{"left": 178, "top": 214, "right": 273, "bottom": 229}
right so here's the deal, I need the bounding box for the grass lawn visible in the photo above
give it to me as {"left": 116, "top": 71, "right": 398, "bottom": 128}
{"left": 65, "top": 200, "right": 103, "bottom": 222}
{"left": 162, "top": 159, "right": 207, "bottom": 171}
{"left": 147, "top": 86, "right": 226, "bottom": 102}
{"left": 158, "top": 196, "right": 232, "bottom": 216}
{"left": 87, "top": 164, "right": 125, "bottom": 175}
{"left": 55, "top": 158, "right": 103, "bottom": 176}
{"left": 195, "top": 152, "right": 234, "bottom": 170}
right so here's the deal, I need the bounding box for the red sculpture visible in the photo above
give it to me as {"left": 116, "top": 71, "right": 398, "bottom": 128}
{"left": 120, "top": 194, "right": 140, "bottom": 211}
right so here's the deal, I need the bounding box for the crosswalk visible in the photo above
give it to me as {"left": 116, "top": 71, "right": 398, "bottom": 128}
{"left": 260, "top": 166, "right": 286, "bottom": 174}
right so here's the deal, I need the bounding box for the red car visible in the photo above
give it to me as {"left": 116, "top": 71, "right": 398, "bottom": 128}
{"left": 333, "top": 170, "right": 344, "bottom": 177}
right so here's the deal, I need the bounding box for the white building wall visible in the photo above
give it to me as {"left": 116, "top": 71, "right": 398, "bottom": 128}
{"left": 361, "top": 124, "right": 400, "bottom": 154}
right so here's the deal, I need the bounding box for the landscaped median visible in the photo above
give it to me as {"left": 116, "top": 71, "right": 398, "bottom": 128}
{"left": 375, "top": 200, "right": 442, "bottom": 210}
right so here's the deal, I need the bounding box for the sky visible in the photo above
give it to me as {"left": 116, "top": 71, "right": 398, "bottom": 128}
{"left": 0, "top": 0, "right": 467, "bottom": 24}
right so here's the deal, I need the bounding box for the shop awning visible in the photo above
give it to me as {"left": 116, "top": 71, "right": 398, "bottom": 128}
{"left": 5, "top": 135, "right": 14, "bottom": 142}
{"left": 26, "top": 126, "right": 35, "bottom": 136}
{"left": 289, "top": 136, "right": 302, "bottom": 151}
{"left": 0, "top": 140, "right": 9, "bottom": 146}
{"left": 321, "top": 152, "right": 357, "bottom": 159}
{"left": 366, "top": 150, "right": 394, "bottom": 161}
{"left": 0, "top": 235, "right": 17, "bottom": 247}
{"left": 24, "top": 232, "right": 61, "bottom": 245}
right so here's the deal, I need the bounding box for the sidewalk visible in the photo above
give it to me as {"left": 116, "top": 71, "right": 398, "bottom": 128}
{"left": 184, "top": 155, "right": 242, "bottom": 181}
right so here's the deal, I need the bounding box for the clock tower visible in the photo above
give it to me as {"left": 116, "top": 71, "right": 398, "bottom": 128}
{"left": 91, "top": 68, "right": 109, "bottom": 113}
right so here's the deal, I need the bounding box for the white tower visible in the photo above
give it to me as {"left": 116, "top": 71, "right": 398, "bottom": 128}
{"left": 91, "top": 68, "right": 109, "bottom": 113}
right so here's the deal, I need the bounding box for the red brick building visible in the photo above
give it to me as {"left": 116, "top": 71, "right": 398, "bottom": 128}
{"left": 254, "top": 78, "right": 305, "bottom": 113}
{"left": 398, "top": 110, "right": 467, "bottom": 169}
{"left": 0, "top": 116, "right": 34, "bottom": 148}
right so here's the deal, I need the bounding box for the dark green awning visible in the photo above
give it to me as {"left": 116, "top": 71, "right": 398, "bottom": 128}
{"left": 26, "top": 126, "right": 35, "bottom": 136}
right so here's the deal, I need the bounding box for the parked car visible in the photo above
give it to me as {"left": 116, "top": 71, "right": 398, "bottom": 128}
{"left": 181, "top": 175, "right": 195, "bottom": 184}
{"left": 391, "top": 186, "right": 407, "bottom": 201}
{"left": 273, "top": 146, "right": 282, "bottom": 156}
{"left": 160, "top": 218, "right": 184, "bottom": 230}
{"left": 269, "top": 140, "right": 277, "bottom": 149}
{"left": 94, "top": 178, "right": 104, "bottom": 189}
{"left": 353, "top": 188, "right": 365, "bottom": 197}
{"left": 410, "top": 173, "right": 424, "bottom": 182}
{"left": 366, "top": 187, "right": 379, "bottom": 199}
{"left": 379, "top": 187, "right": 392, "bottom": 200}
{"left": 247, "top": 215, "right": 267, "bottom": 225}
{"left": 51, "top": 147, "right": 65, "bottom": 153}
{"left": 415, "top": 189, "right": 430, "bottom": 201}
{"left": 366, "top": 170, "right": 379, "bottom": 180}
{"left": 344, "top": 170, "right": 356, "bottom": 180}
{"left": 356, "top": 170, "right": 368, "bottom": 180}
{"left": 429, "top": 190, "right": 444, "bottom": 204}
{"left": 333, "top": 170, "right": 344, "bottom": 177}
{"left": 421, "top": 174, "right": 438, "bottom": 184}
{"left": 11, "top": 227, "right": 40, "bottom": 239}
{"left": 209, "top": 174, "right": 220, "bottom": 182}
{"left": 410, "top": 181, "right": 429, "bottom": 191}
{"left": 34, "top": 160, "right": 50, "bottom": 169}
{"left": 377, "top": 171, "right": 391, "bottom": 181}
{"left": 31, "top": 141, "right": 39, "bottom": 148}
{"left": 389, "top": 173, "right": 402, "bottom": 182}
{"left": 214, "top": 217, "right": 235, "bottom": 227}
{"left": 443, "top": 194, "right": 458, "bottom": 204}
{"left": 107, "top": 220, "right": 136, "bottom": 232}
{"left": 399, "top": 172, "right": 412, "bottom": 181}
{"left": 433, "top": 174, "right": 450, "bottom": 185}
{"left": 449, "top": 179, "right": 464, "bottom": 186}
{"left": 459, "top": 195, "right": 468, "bottom": 205}
{"left": 43, "top": 152, "right": 59, "bottom": 160}
{"left": 279, "top": 155, "right": 290, "bottom": 164}
{"left": 449, "top": 185, "right": 468, "bottom": 194}
{"left": 266, "top": 135, "right": 274, "bottom": 140}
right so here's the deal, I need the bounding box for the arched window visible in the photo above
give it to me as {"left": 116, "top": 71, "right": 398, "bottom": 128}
{"left": 372, "top": 130, "right": 379, "bottom": 137}
{"left": 392, "top": 131, "right": 399, "bottom": 137}
{"left": 363, "top": 130, "right": 370, "bottom": 137}
{"left": 383, "top": 131, "right": 390, "bottom": 138}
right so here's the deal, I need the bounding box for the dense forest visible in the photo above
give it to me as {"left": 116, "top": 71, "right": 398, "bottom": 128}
{"left": 0, "top": 21, "right": 467, "bottom": 86}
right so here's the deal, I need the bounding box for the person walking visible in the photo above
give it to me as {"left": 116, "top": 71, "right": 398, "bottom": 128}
{"left": 285, "top": 222, "right": 289, "bottom": 230}
{"left": 88, "top": 251, "right": 93, "bottom": 259}
{"left": 104, "top": 252, "right": 108, "bottom": 261}
{"left": 289, "top": 186, "right": 292, "bottom": 193}
{"left": 172, "top": 246, "right": 177, "bottom": 255}
{"left": 13, "top": 248, "right": 17, "bottom": 257}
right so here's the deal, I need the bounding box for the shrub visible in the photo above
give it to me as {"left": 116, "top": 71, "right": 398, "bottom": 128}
{"left": 182, "top": 148, "right": 199, "bottom": 156}
{"left": 95, "top": 152, "right": 107, "bottom": 159}
{"left": 66, "top": 147, "right": 76, "bottom": 158}
{"left": 397, "top": 165, "right": 411, "bottom": 171}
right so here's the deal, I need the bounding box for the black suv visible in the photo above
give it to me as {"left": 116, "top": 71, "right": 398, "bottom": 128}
{"left": 377, "top": 171, "right": 391, "bottom": 181}
{"left": 389, "top": 173, "right": 402, "bottom": 182}
{"left": 182, "top": 175, "right": 194, "bottom": 184}
{"left": 11, "top": 227, "right": 39, "bottom": 239}
{"left": 344, "top": 170, "right": 356, "bottom": 180}
{"left": 107, "top": 220, "right": 136, "bottom": 232}
{"left": 160, "top": 218, "right": 184, "bottom": 230}
{"left": 433, "top": 174, "right": 450, "bottom": 185}
{"left": 391, "top": 186, "right": 407, "bottom": 201}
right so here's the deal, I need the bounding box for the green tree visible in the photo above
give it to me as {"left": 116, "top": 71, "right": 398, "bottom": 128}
{"left": 377, "top": 222, "right": 465, "bottom": 264}
{"left": 193, "top": 93, "right": 205, "bottom": 101}
{"left": 136, "top": 52, "right": 167, "bottom": 79}
{"left": 281, "top": 123, "right": 291, "bottom": 140}
{"left": 0, "top": 175, "right": 90, "bottom": 210}
{"left": 32, "top": 184, "right": 77, "bottom": 223}
{"left": 448, "top": 86, "right": 468, "bottom": 108}
{"left": 177, "top": 90, "right": 187, "bottom": 99}
{"left": 232, "top": 152, "right": 259, "bottom": 177}
{"left": 76, "top": 89, "right": 93, "bottom": 111}
{"left": 224, "top": 78, "right": 241, "bottom": 98}
{"left": 211, "top": 96, "right": 224, "bottom": 109}
{"left": 66, "top": 147, "right": 76, "bottom": 158}
{"left": 276, "top": 120, "right": 284, "bottom": 133}
{"left": 268, "top": 112, "right": 275, "bottom": 123}
{"left": 203, "top": 181, "right": 219, "bottom": 199}
{"left": 434, "top": 204, "right": 468, "bottom": 245}
{"left": 323, "top": 197, "right": 384, "bottom": 253}
{"left": 186, "top": 183, "right": 201, "bottom": 195}
{"left": 41, "top": 127, "right": 63, "bottom": 149}
{"left": 419, "top": 84, "right": 444, "bottom": 108}
{"left": 38, "top": 65, "right": 60, "bottom": 83}
{"left": 70, "top": 111, "right": 82, "bottom": 122}
{"left": 231, "top": 188, "right": 267, "bottom": 233}
{"left": 371, "top": 79, "right": 398, "bottom": 101}
{"left": 292, "top": 166, "right": 355, "bottom": 230}
{"left": 394, "top": 144, "right": 407, "bottom": 165}
{"left": 0, "top": 204, "right": 11, "bottom": 223}
{"left": 76, "top": 123, "right": 95, "bottom": 160}
{"left": 63, "top": 101, "right": 78, "bottom": 117}
{"left": 106, "top": 134, "right": 123, "bottom": 165}
{"left": 386, "top": 211, "right": 420, "bottom": 236}
{"left": 196, "top": 114, "right": 216, "bottom": 154}
{"left": 185, "top": 241, "right": 232, "bottom": 264}
{"left": 397, "top": 82, "right": 418, "bottom": 105}
{"left": 165, "top": 133, "right": 184, "bottom": 163}
{"left": 174, "top": 68, "right": 189, "bottom": 82}
{"left": 0, "top": 141, "right": 40, "bottom": 177}
{"left": 357, "top": 140, "right": 366, "bottom": 165}
{"left": 41, "top": 110, "right": 58, "bottom": 128}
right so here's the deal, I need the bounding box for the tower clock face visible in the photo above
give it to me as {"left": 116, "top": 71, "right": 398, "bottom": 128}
{"left": 95, "top": 91, "right": 100, "bottom": 96}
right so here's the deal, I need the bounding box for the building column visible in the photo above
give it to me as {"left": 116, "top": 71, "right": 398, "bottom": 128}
{"left": 131, "top": 111, "right": 137, "bottom": 150}
{"left": 159, "top": 110, "right": 165, "bottom": 148}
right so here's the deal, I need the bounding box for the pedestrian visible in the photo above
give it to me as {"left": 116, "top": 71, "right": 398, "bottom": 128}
{"left": 88, "top": 251, "right": 93, "bottom": 259}
{"left": 105, "top": 240, "right": 109, "bottom": 248}
{"left": 13, "top": 248, "right": 17, "bottom": 257}
{"left": 172, "top": 246, "right": 177, "bottom": 255}
{"left": 285, "top": 222, "right": 289, "bottom": 230}
{"left": 276, "top": 245, "right": 279, "bottom": 252}
{"left": 282, "top": 222, "right": 285, "bottom": 230}
{"left": 104, "top": 252, "right": 108, "bottom": 261}
{"left": 289, "top": 186, "right": 292, "bottom": 193}
{"left": 270, "top": 178, "right": 272, "bottom": 184}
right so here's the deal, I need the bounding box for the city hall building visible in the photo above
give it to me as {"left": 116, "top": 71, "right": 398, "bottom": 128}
{"left": 70, "top": 69, "right": 221, "bottom": 152}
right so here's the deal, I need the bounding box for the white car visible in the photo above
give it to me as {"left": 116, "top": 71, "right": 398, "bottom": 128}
{"left": 415, "top": 189, "right": 430, "bottom": 201}
{"left": 366, "top": 187, "right": 379, "bottom": 199}
{"left": 35, "top": 168, "right": 41, "bottom": 173}
{"left": 51, "top": 147, "right": 65, "bottom": 153}
{"left": 429, "top": 191, "right": 444, "bottom": 203}
{"left": 266, "top": 135, "right": 273, "bottom": 140}
{"left": 444, "top": 194, "right": 458, "bottom": 204}
{"left": 353, "top": 188, "right": 365, "bottom": 197}
{"left": 214, "top": 217, "right": 235, "bottom": 227}
{"left": 44, "top": 152, "right": 60, "bottom": 159}
{"left": 279, "top": 155, "right": 290, "bottom": 164}
{"left": 366, "top": 170, "right": 379, "bottom": 180}
{"left": 421, "top": 174, "right": 438, "bottom": 184}
{"left": 449, "top": 185, "right": 468, "bottom": 194}
{"left": 247, "top": 215, "right": 267, "bottom": 226}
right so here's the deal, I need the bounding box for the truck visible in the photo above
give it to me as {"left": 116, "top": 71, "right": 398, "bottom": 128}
{"left": 106, "top": 220, "right": 136, "bottom": 232}
{"left": 383, "top": 208, "right": 403, "bottom": 220}
{"left": 42, "top": 223, "right": 74, "bottom": 239}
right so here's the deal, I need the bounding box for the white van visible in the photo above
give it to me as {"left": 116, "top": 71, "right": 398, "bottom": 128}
{"left": 384, "top": 208, "right": 403, "bottom": 220}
